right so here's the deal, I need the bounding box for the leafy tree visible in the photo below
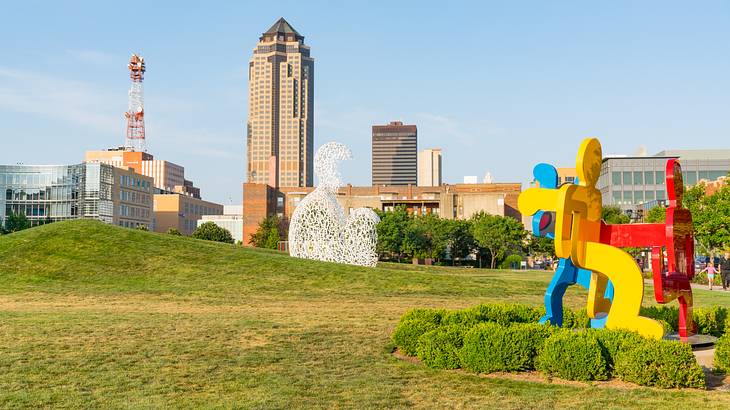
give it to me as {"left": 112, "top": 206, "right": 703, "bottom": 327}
{"left": 441, "top": 219, "right": 476, "bottom": 263}
{"left": 601, "top": 206, "right": 629, "bottom": 224}
{"left": 693, "top": 183, "right": 730, "bottom": 255}
{"left": 528, "top": 235, "right": 555, "bottom": 258}
{"left": 194, "top": 221, "right": 234, "bottom": 244}
{"left": 401, "top": 214, "right": 449, "bottom": 260}
{"left": 375, "top": 205, "right": 411, "bottom": 260}
{"left": 4, "top": 211, "right": 31, "bottom": 233}
{"left": 645, "top": 206, "right": 666, "bottom": 223}
{"left": 249, "top": 215, "right": 285, "bottom": 249}
{"left": 167, "top": 227, "right": 182, "bottom": 236}
{"left": 470, "top": 212, "right": 527, "bottom": 269}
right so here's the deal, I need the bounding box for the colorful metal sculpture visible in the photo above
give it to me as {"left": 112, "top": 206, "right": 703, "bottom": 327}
{"left": 519, "top": 138, "right": 664, "bottom": 339}
{"left": 598, "top": 159, "right": 695, "bottom": 337}
{"left": 530, "top": 163, "right": 613, "bottom": 328}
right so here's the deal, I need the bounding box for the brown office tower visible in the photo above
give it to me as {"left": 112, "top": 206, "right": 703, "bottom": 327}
{"left": 246, "top": 18, "right": 314, "bottom": 188}
{"left": 372, "top": 121, "right": 417, "bottom": 186}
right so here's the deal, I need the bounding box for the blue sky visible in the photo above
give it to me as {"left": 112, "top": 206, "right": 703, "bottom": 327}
{"left": 1, "top": 1, "right": 729, "bottom": 204}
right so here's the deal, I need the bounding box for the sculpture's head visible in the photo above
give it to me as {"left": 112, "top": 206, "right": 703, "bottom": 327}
{"left": 315, "top": 142, "right": 353, "bottom": 191}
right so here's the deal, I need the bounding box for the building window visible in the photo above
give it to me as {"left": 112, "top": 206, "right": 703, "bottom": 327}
{"left": 612, "top": 172, "right": 621, "bottom": 186}
{"left": 623, "top": 191, "right": 633, "bottom": 204}
{"left": 612, "top": 191, "right": 622, "bottom": 204}
{"left": 622, "top": 171, "right": 632, "bottom": 185}
{"left": 633, "top": 171, "right": 643, "bottom": 185}
{"left": 644, "top": 171, "right": 654, "bottom": 185}
{"left": 656, "top": 171, "right": 665, "bottom": 184}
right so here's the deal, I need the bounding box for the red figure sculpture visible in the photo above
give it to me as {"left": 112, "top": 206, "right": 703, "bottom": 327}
{"left": 599, "top": 159, "right": 695, "bottom": 338}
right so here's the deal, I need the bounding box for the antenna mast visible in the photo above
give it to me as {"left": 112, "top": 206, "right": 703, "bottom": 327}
{"left": 124, "top": 54, "right": 146, "bottom": 152}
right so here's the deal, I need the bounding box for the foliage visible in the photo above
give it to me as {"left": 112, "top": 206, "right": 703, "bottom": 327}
{"left": 536, "top": 330, "right": 609, "bottom": 381}
{"left": 463, "top": 303, "right": 542, "bottom": 326}
{"left": 601, "top": 206, "right": 629, "bottom": 224}
{"left": 3, "top": 211, "right": 31, "bottom": 233}
{"left": 459, "top": 322, "right": 552, "bottom": 373}
{"left": 692, "top": 182, "right": 730, "bottom": 255}
{"left": 167, "top": 228, "right": 182, "bottom": 236}
{"left": 562, "top": 308, "right": 591, "bottom": 329}
{"left": 528, "top": 235, "right": 555, "bottom": 258}
{"left": 193, "top": 221, "right": 235, "bottom": 244}
{"left": 391, "top": 308, "right": 444, "bottom": 356}
{"left": 470, "top": 212, "right": 528, "bottom": 269}
{"left": 499, "top": 254, "right": 523, "bottom": 269}
{"left": 416, "top": 324, "right": 467, "bottom": 369}
{"left": 249, "top": 215, "right": 285, "bottom": 249}
{"left": 692, "top": 306, "right": 729, "bottom": 337}
{"left": 590, "top": 329, "right": 646, "bottom": 373}
{"left": 402, "top": 214, "right": 447, "bottom": 260}
{"left": 614, "top": 339, "right": 705, "bottom": 388}
{"left": 375, "top": 206, "right": 411, "bottom": 260}
{"left": 645, "top": 206, "right": 666, "bottom": 223}
{"left": 714, "top": 334, "right": 730, "bottom": 373}
{"left": 441, "top": 219, "right": 476, "bottom": 262}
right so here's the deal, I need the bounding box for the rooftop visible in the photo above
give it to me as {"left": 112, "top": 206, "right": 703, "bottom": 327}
{"left": 262, "top": 17, "right": 303, "bottom": 40}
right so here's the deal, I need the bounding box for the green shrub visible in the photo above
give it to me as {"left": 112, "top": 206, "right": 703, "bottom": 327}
{"left": 467, "top": 303, "right": 542, "bottom": 326}
{"left": 562, "top": 308, "right": 591, "bottom": 329}
{"left": 499, "top": 254, "right": 523, "bottom": 269}
{"left": 614, "top": 339, "right": 705, "bottom": 388}
{"left": 536, "top": 330, "right": 608, "bottom": 381}
{"left": 459, "top": 322, "right": 552, "bottom": 373}
{"left": 641, "top": 306, "right": 679, "bottom": 333}
{"left": 591, "top": 329, "right": 646, "bottom": 374}
{"left": 416, "top": 324, "right": 467, "bottom": 369}
{"left": 693, "top": 306, "right": 728, "bottom": 337}
{"left": 714, "top": 334, "right": 730, "bottom": 373}
{"left": 392, "top": 308, "right": 444, "bottom": 356}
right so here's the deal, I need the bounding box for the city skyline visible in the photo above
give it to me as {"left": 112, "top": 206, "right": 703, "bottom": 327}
{"left": 2, "top": 2, "right": 730, "bottom": 203}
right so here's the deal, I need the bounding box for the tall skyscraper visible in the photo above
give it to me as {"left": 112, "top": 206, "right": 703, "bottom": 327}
{"left": 418, "top": 148, "right": 442, "bottom": 187}
{"left": 247, "top": 18, "right": 314, "bottom": 188}
{"left": 372, "top": 121, "right": 417, "bottom": 186}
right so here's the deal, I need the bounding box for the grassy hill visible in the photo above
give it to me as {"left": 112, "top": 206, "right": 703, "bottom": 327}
{"left": 1, "top": 220, "right": 729, "bottom": 408}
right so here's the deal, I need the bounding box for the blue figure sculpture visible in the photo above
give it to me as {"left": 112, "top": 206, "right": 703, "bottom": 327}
{"left": 530, "top": 163, "right": 614, "bottom": 328}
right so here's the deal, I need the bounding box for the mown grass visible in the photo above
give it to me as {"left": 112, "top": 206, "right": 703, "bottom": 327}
{"left": 0, "top": 220, "right": 729, "bottom": 408}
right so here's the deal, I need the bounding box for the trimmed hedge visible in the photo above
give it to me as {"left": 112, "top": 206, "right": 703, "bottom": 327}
{"left": 614, "top": 339, "right": 705, "bottom": 388}
{"left": 392, "top": 308, "right": 444, "bottom": 356}
{"left": 416, "top": 324, "right": 467, "bottom": 369}
{"left": 392, "top": 303, "right": 710, "bottom": 389}
{"left": 537, "top": 330, "right": 608, "bottom": 381}
{"left": 714, "top": 334, "right": 730, "bottom": 373}
{"left": 640, "top": 305, "right": 730, "bottom": 337}
{"left": 459, "top": 322, "right": 552, "bottom": 373}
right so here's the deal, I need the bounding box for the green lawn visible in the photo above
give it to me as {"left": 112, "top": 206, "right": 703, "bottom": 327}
{"left": 0, "top": 220, "right": 729, "bottom": 408}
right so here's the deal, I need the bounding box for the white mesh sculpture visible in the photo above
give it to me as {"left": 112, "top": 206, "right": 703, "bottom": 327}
{"left": 288, "top": 142, "right": 380, "bottom": 267}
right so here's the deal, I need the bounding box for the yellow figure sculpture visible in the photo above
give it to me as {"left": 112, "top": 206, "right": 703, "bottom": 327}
{"left": 519, "top": 138, "right": 664, "bottom": 339}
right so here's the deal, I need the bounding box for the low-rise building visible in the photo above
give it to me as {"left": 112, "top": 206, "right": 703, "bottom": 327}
{"left": 198, "top": 205, "right": 244, "bottom": 243}
{"left": 153, "top": 194, "right": 223, "bottom": 236}
{"left": 242, "top": 182, "right": 522, "bottom": 245}
{"left": 0, "top": 163, "right": 153, "bottom": 228}
{"left": 85, "top": 148, "right": 201, "bottom": 198}
{"left": 598, "top": 150, "right": 730, "bottom": 213}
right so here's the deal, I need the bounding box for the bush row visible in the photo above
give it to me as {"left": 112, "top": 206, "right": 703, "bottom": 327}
{"left": 393, "top": 303, "right": 706, "bottom": 389}
{"left": 640, "top": 305, "right": 730, "bottom": 337}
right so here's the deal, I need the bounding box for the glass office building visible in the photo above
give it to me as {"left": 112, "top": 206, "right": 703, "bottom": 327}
{"left": 598, "top": 150, "right": 730, "bottom": 212}
{"left": 0, "top": 163, "right": 149, "bottom": 227}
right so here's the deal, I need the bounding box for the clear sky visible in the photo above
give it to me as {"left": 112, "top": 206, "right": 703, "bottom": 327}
{"left": 1, "top": 1, "right": 729, "bottom": 203}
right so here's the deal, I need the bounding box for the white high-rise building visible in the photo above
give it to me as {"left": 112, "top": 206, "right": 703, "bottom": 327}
{"left": 417, "top": 148, "right": 442, "bottom": 187}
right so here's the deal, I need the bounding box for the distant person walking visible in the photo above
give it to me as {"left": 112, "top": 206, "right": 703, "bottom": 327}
{"left": 700, "top": 262, "right": 719, "bottom": 290}
{"left": 721, "top": 252, "right": 730, "bottom": 291}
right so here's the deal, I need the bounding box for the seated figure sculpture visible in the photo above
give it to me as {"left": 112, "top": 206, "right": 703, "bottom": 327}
{"left": 519, "top": 138, "right": 664, "bottom": 339}
{"left": 288, "top": 142, "right": 380, "bottom": 267}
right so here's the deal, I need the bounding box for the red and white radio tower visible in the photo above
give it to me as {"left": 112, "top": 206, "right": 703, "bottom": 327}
{"left": 124, "top": 54, "right": 146, "bottom": 152}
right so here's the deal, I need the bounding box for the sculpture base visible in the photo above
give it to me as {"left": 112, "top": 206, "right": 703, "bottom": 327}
{"left": 664, "top": 333, "right": 717, "bottom": 350}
